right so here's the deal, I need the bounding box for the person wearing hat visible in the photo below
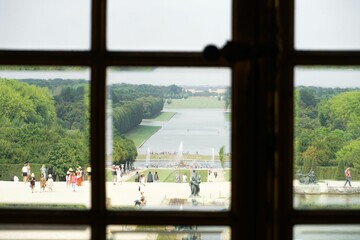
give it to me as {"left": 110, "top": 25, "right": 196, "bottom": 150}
{"left": 47, "top": 174, "right": 54, "bottom": 191}
{"left": 76, "top": 167, "right": 83, "bottom": 187}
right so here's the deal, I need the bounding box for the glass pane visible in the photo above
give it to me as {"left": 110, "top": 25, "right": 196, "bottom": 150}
{"left": 294, "top": 225, "right": 360, "bottom": 240}
{"left": 0, "top": 0, "right": 91, "bottom": 50}
{"left": 106, "top": 67, "right": 231, "bottom": 211}
{"left": 0, "top": 66, "right": 91, "bottom": 209}
{"left": 107, "top": 0, "right": 231, "bottom": 51}
{"left": 294, "top": 66, "right": 360, "bottom": 209}
{"left": 0, "top": 225, "right": 90, "bottom": 240}
{"left": 295, "top": 0, "right": 360, "bottom": 50}
{"left": 107, "top": 225, "right": 231, "bottom": 240}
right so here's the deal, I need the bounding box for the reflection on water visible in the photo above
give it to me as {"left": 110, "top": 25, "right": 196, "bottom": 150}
{"left": 294, "top": 225, "right": 360, "bottom": 240}
{"left": 138, "top": 109, "right": 230, "bottom": 155}
{"left": 294, "top": 194, "right": 360, "bottom": 209}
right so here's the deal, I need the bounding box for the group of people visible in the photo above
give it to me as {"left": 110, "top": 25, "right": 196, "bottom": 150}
{"left": 134, "top": 172, "right": 147, "bottom": 207}
{"left": 66, "top": 167, "right": 84, "bottom": 192}
{"left": 174, "top": 171, "right": 188, "bottom": 183}
{"left": 111, "top": 165, "right": 123, "bottom": 185}
{"left": 21, "top": 163, "right": 54, "bottom": 193}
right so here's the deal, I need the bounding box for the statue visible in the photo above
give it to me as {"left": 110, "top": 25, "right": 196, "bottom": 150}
{"left": 189, "top": 170, "right": 201, "bottom": 197}
{"left": 297, "top": 169, "right": 317, "bottom": 184}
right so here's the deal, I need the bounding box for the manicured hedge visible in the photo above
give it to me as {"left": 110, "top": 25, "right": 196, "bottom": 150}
{"left": 0, "top": 164, "right": 43, "bottom": 181}
{"left": 296, "top": 166, "right": 360, "bottom": 181}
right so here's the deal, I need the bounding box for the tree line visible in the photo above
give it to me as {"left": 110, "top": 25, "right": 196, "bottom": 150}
{"left": 0, "top": 79, "right": 183, "bottom": 180}
{"left": 295, "top": 86, "right": 360, "bottom": 179}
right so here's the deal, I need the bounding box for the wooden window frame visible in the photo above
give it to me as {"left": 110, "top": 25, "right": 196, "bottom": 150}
{"left": 0, "top": 1, "right": 255, "bottom": 240}
{"left": 278, "top": 1, "right": 360, "bottom": 239}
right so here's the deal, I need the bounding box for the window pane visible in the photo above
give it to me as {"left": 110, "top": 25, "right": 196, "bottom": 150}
{"left": 106, "top": 67, "right": 231, "bottom": 211}
{"left": 107, "top": 225, "right": 231, "bottom": 240}
{"left": 294, "top": 66, "right": 360, "bottom": 210}
{"left": 0, "top": 66, "right": 91, "bottom": 210}
{"left": 0, "top": 0, "right": 91, "bottom": 50}
{"left": 107, "top": 0, "right": 231, "bottom": 51}
{"left": 0, "top": 225, "right": 90, "bottom": 240}
{"left": 295, "top": 0, "right": 360, "bottom": 50}
{"left": 294, "top": 225, "right": 360, "bottom": 240}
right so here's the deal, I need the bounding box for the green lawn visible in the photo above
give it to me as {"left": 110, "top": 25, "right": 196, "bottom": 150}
{"left": 145, "top": 112, "right": 176, "bottom": 121}
{"left": 124, "top": 125, "right": 161, "bottom": 147}
{"left": 126, "top": 169, "right": 209, "bottom": 183}
{"left": 164, "top": 97, "right": 226, "bottom": 109}
{"left": 106, "top": 168, "right": 231, "bottom": 182}
{"left": 136, "top": 153, "right": 230, "bottom": 161}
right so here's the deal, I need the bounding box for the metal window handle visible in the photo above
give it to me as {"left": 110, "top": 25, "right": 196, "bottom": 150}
{"left": 203, "top": 41, "right": 278, "bottom": 62}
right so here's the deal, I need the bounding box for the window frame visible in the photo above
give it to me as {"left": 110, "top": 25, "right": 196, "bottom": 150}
{"left": 0, "top": 1, "right": 250, "bottom": 240}
{"left": 278, "top": 1, "right": 360, "bottom": 239}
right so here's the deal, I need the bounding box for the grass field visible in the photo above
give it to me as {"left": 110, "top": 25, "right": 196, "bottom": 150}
{"left": 164, "top": 96, "right": 226, "bottom": 109}
{"left": 124, "top": 125, "right": 161, "bottom": 147}
{"left": 126, "top": 169, "right": 209, "bottom": 183}
{"left": 106, "top": 168, "right": 231, "bottom": 182}
{"left": 136, "top": 154, "right": 230, "bottom": 161}
{"left": 145, "top": 111, "right": 176, "bottom": 121}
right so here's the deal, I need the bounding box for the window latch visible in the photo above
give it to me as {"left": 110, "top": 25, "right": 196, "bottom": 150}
{"left": 203, "top": 41, "right": 278, "bottom": 63}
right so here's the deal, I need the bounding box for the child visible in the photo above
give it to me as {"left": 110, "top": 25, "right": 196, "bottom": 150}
{"left": 47, "top": 174, "right": 54, "bottom": 192}
{"left": 29, "top": 173, "right": 36, "bottom": 193}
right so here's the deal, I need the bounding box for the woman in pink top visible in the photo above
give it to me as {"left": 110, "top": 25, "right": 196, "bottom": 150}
{"left": 70, "top": 168, "right": 77, "bottom": 192}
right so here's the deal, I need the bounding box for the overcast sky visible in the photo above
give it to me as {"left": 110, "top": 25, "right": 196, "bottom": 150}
{"left": 0, "top": 0, "right": 360, "bottom": 87}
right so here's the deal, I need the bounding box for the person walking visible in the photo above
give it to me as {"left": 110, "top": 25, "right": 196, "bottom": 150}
{"left": 116, "top": 166, "right": 122, "bottom": 184}
{"left": 29, "top": 173, "right": 36, "bottom": 193}
{"left": 40, "top": 173, "right": 46, "bottom": 192}
{"left": 26, "top": 162, "right": 31, "bottom": 180}
{"left": 139, "top": 173, "right": 146, "bottom": 196}
{"left": 344, "top": 167, "right": 352, "bottom": 187}
{"left": 21, "top": 163, "right": 28, "bottom": 183}
{"left": 86, "top": 165, "right": 91, "bottom": 181}
{"left": 147, "top": 171, "right": 153, "bottom": 183}
{"left": 111, "top": 165, "right": 117, "bottom": 185}
{"left": 154, "top": 172, "right": 159, "bottom": 182}
{"left": 69, "top": 168, "right": 77, "bottom": 192}
{"left": 40, "top": 164, "right": 46, "bottom": 179}
{"left": 182, "top": 173, "right": 188, "bottom": 183}
{"left": 76, "top": 167, "right": 83, "bottom": 187}
{"left": 134, "top": 171, "right": 140, "bottom": 182}
{"left": 66, "top": 171, "right": 71, "bottom": 188}
{"left": 175, "top": 171, "right": 180, "bottom": 183}
{"left": 47, "top": 174, "right": 54, "bottom": 191}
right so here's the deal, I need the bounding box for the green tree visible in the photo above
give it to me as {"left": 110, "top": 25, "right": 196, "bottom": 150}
{"left": 0, "top": 79, "right": 56, "bottom": 126}
{"left": 302, "top": 146, "right": 318, "bottom": 177}
{"left": 334, "top": 160, "right": 345, "bottom": 180}
{"left": 336, "top": 139, "right": 360, "bottom": 169}
{"left": 219, "top": 146, "right": 225, "bottom": 168}
{"left": 113, "top": 136, "right": 137, "bottom": 169}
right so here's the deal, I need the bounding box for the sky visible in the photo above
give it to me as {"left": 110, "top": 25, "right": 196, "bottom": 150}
{"left": 0, "top": 0, "right": 360, "bottom": 87}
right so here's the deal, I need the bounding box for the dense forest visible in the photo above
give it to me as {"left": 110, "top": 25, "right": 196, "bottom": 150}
{"left": 0, "top": 78, "right": 189, "bottom": 180}
{"left": 295, "top": 86, "right": 360, "bottom": 179}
